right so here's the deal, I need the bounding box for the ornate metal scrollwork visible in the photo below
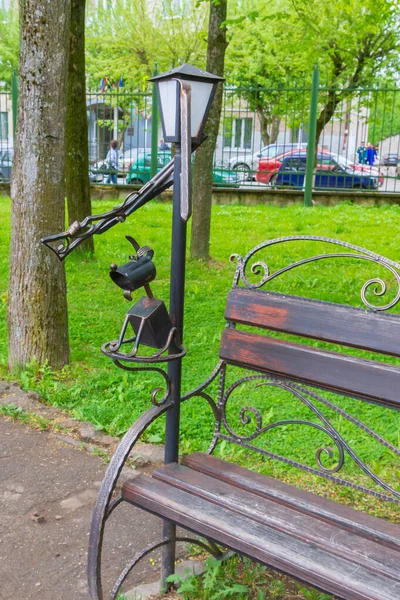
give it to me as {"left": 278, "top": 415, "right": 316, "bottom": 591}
{"left": 113, "top": 361, "right": 172, "bottom": 406}
{"left": 182, "top": 360, "right": 225, "bottom": 453}
{"left": 199, "top": 370, "right": 400, "bottom": 503}
{"left": 230, "top": 236, "right": 400, "bottom": 311}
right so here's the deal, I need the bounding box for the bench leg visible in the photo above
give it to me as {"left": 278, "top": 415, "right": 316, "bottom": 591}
{"left": 109, "top": 536, "right": 225, "bottom": 600}
{"left": 161, "top": 520, "right": 177, "bottom": 592}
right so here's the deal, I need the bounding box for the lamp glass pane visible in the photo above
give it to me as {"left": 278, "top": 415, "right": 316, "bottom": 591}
{"left": 158, "top": 80, "right": 178, "bottom": 137}
{"left": 190, "top": 81, "right": 214, "bottom": 137}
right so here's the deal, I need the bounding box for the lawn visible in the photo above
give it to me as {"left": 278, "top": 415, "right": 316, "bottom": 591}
{"left": 0, "top": 195, "right": 399, "bottom": 518}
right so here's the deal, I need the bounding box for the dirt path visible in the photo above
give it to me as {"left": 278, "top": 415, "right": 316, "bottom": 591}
{"left": 0, "top": 417, "right": 164, "bottom": 600}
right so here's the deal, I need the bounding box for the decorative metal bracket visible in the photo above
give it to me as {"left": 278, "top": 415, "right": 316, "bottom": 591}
{"left": 40, "top": 138, "right": 205, "bottom": 261}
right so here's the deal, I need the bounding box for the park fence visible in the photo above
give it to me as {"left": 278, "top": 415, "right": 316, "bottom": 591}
{"left": 3, "top": 70, "right": 400, "bottom": 196}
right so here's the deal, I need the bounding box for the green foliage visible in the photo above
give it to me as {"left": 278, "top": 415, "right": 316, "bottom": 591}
{"left": 225, "top": 0, "right": 400, "bottom": 144}
{"left": 0, "top": 403, "right": 50, "bottom": 430}
{"left": 166, "top": 555, "right": 333, "bottom": 599}
{"left": 227, "top": 0, "right": 400, "bottom": 85}
{"left": 368, "top": 87, "right": 400, "bottom": 145}
{"left": 0, "top": 8, "right": 19, "bottom": 85}
{"left": 85, "top": 0, "right": 208, "bottom": 89}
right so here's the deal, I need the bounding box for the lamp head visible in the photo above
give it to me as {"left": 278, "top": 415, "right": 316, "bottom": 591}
{"left": 149, "top": 64, "right": 224, "bottom": 144}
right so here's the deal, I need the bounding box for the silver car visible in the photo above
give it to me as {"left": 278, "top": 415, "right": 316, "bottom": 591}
{"left": 0, "top": 147, "right": 13, "bottom": 181}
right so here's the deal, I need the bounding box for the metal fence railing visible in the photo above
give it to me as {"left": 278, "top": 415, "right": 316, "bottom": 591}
{"left": 3, "top": 71, "right": 400, "bottom": 196}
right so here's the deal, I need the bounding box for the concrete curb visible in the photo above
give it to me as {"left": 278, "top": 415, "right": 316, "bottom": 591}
{"left": 0, "top": 380, "right": 165, "bottom": 467}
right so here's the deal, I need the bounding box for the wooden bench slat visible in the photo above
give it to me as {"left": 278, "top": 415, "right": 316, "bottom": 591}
{"left": 219, "top": 328, "right": 400, "bottom": 408}
{"left": 122, "top": 473, "right": 400, "bottom": 600}
{"left": 182, "top": 453, "right": 400, "bottom": 552}
{"left": 225, "top": 288, "right": 400, "bottom": 357}
{"left": 153, "top": 463, "right": 400, "bottom": 580}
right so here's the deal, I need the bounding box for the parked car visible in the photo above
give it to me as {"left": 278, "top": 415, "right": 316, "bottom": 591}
{"left": 126, "top": 150, "right": 240, "bottom": 187}
{"left": 0, "top": 146, "right": 13, "bottom": 181}
{"left": 382, "top": 153, "right": 399, "bottom": 166}
{"left": 91, "top": 148, "right": 150, "bottom": 178}
{"left": 228, "top": 143, "right": 307, "bottom": 181}
{"left": 119, "top": 148, "right": 150, "bottom": 173}
{"left": 275, "top": 153, "right": 379, "bottom": 190}
{"left": 0, "top": 146, "right": 104, "bottom": 184}
{"left": 89, "top": 170, "right": 105, "bottom": 183}
{"left": 256, "top": 150, "right": 383, "bottom": 187}
{"left": 332, "top": 153, "right": 384, "bottom": 186}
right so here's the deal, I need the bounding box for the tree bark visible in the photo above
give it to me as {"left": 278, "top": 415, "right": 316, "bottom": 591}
{"left": 256, "top": 105, "right": 270, "bottom": 146}
{"left": 190, "top": 0, "right": 227, "bottom": 260}
{"left": 256, "top": 106, "right": 281, "bottom": 146}
{"left": 8, "top": 0, "right": 71, "bottom": 370}
{"left": 270, "top": 114, "right": 281, "bottom": 145}
{"left": 66, "top": 0, "right": 93, "bottom": 253}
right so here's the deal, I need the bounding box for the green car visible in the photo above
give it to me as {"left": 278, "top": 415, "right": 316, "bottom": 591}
{"left": 126, "top": 150, "right": 239, "bottom": 187}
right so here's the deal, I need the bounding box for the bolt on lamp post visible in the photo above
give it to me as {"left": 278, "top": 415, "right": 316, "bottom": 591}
{"left": 149, "top": 64, "right": 223, "bottom": 587}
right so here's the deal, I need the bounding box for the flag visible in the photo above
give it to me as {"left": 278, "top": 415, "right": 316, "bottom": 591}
{"left": 118, "top": 75, "right": 123, "bottom": 88}
{"left": 99, "top": 77, "right": 107, "bottom": 93}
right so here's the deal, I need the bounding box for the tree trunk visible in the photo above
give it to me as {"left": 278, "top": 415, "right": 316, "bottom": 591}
{"left": 8, "top": 0, "right": 71, "bottom": 370}
{"left": 66, "top": 0, "right": 93, "bottom": 253}
{"left": 256, "top": 107, "right": 280, "bottom": 146}
{"left": 256, "top": 105, "right": 271, "bottom": 146}
{"left": 190, "top": 0, "right": 227, "bottom": 260}
{"left": 270, "top": 114, "right": 281, "bottom": 145}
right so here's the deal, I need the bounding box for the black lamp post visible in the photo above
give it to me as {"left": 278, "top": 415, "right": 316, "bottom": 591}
{"left": 149, "top": 64, "right": 223, "bottom": 586}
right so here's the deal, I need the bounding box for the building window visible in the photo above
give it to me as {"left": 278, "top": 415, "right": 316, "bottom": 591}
{"left": 223, "top": 117, "right": 253, "bottom": 149}
{"left": 0, "top": 112, "right": 8, "bottom": 142}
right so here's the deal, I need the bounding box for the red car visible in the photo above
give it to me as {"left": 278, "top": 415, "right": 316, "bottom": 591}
{"left": 256, "top": 150, "right": 384, "bottom": 186}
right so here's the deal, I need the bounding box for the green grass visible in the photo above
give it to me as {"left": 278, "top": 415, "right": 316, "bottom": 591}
{"left": 0, "top": 195, "right": 399, "bottom": 517}
{"left": 165, "top": 555, "right": 333, "bottom": 600}
{"left": 0, "top": 403, "right": 51, "bottom": 430}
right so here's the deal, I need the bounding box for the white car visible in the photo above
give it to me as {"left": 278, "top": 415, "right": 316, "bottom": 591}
{"left": 227, "top": 143, "right": 307, "bottom": 180}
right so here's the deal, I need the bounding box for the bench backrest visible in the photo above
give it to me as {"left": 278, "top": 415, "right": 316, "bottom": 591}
{"left": 215, "top": 236, "right": 400, "bottom": 504}
{"left": 220, "top": 287, "right": 400, "bottom": 409}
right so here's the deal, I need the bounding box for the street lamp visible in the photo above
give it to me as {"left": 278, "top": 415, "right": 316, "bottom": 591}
{"left": 149, "top": 64, "right": 224, "bottom": 589}
{"left": 150, "top": 63, "right": 223, "bottom": 145}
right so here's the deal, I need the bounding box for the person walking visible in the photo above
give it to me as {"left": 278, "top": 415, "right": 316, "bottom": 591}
{"left": 105, "top": 140, "right": 119, "bottom": 184}
{"left": 366, "top": 142, "right": 377, "bottom": 166}
{"left": 158, "top": 139, "right": 170, "bottom": 151}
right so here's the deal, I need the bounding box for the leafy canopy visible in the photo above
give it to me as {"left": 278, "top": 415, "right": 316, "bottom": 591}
{"left": 226, "top": 0, "right": 400, "bottom": 85}
{"left": 85, "top": 0, "right": 208, "bottom": 90}
{"left": 0, "top": 8, "right": 19, "bottom": 85}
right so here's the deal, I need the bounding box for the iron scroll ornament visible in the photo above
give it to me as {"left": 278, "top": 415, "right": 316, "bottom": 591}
{"left": 230, "top": 235, "right": 400, "bottom": 311}
{"left": 179, "top": 364, "right": 400, "bottom": 504}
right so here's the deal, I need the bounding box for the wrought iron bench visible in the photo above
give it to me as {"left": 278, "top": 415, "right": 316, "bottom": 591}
{"left": 88, "top": 237, "right": 400, "bottom": 600}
